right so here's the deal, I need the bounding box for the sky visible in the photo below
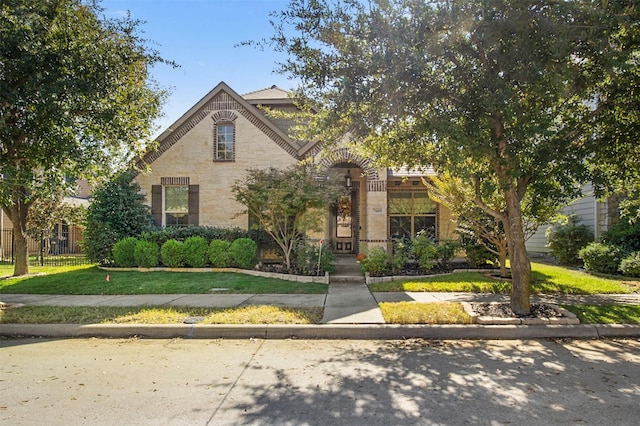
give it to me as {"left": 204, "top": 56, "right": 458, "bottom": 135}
{"left": 100, "top": 0, "right": 296, "bottom": 136}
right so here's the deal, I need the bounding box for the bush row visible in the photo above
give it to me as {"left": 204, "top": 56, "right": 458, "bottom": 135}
{"left": 547, "top": 216, "right": 640, "bottom": 276}
{"left": 359, "top": 234, "right": 458, "bottom": 276}
{"left": 112, "top": 237, "right": 258, "bottom": 269}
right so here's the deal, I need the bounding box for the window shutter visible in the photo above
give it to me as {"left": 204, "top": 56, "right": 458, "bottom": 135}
{"left": 151, "top": 185, "right": 162, "bottom": 226}
{"left": 188, "top": 185, "right": 199, "bottom": 226}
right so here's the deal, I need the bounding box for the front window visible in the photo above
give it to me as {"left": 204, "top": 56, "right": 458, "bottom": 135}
{"left": 164, "top": 186, "right": 188, "bottom": 226}
{"left": 215, "top": 123, "right": 235, "bottom": 161}
{"left": 389, "top": 191, "right": 437, "bottom": 239}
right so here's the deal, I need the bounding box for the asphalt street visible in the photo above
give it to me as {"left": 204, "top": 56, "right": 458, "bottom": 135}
{"left": 1, "top": 337, "right": 639, "bottom": 425}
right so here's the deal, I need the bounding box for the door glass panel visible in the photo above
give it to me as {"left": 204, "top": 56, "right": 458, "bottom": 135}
{"left": 336, "top": 215, "right": 352, "bottom": 237}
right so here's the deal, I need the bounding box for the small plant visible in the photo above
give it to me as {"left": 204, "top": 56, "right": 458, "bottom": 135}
{"left": 412, "top": 233, "right": 439, "bottom": 270}
{"left": 112, "top": 237, "right": 138, "bottom": 267}
{"left": 464, "top": 242, "right": 497, "bottom": 268}
{"left": 356, "top": 253, "right": 367, "bottom": 262}
{"left": 546, "top": 215, "right": 593, "bottom": 265}
{"left": 578, "top": 242, "right": 623, "bottom": 274}
{"left": 161, "top": 239, "right": 185, "bottom": 268}
{"left": 360, "top": 247, "right": 389, "bottom": 276}
{"left": 134, "top": 240, "right": 159, "bottom": 268}
{"left": 391, "top": 238, "right": 412, "bottom": 273}
{"left": 209, "top": 239, "right": 232, "bottom": 267}
{"left": 229, "top": 238, "right": 258, "bottom": 269}
{"left": 183, "top": 236, "right": 209, "bottom": 268}
{"left": 438, "top": 239, "right": 459, "bottom": 269}
{"left": 619, "top": 251, "right": 640, "bottom": 277}
{"left": 293, "top": 239, "right": 335, "bottom": 275}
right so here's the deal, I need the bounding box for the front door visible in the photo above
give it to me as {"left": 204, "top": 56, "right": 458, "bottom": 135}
{"left": 334, "top": 192, "right": 357, "bottom": 254}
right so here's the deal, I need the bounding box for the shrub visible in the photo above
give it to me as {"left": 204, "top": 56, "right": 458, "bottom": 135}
{"left": 602, "top": 221, "right": 640, "bottom": 253}
{"left": 134, "top": 240, "right": 159, "bottom": 268}
{"left": 83, "top": 171, "right": 153, "bottom": 265}
{"left": 161, "top": 239, "right": 185, "bottom": 268}
{"left": 112, "top": 237, "right": 138, "bottom": 267}
{"left": 619, "top": 251, "right": 640, "bottom": 277}
{"left": 183, "top": 236, "right": 209, "bottom": 268}
{"left": 293, "top": 239, "right": 335, "bottom": 275}
{"left": 578, "top": 242, "right": 623, "bottom": 274}
{"left": 438, "top": 240, "right": 459, "bottom": 268}
{"left": 208, "top": 239, "right": 232, "bottom": 268}
{"left": 391, "top": 238, "right": 412, "bottom": 273}
{"left": 545, "top": 215, "right": 594, "bottom": 265}
{"left": 412, "top": 233, "right": 440, "bottom": 270}
{"left": 464, "top": 243, "right": 497, "bottom": 268}
{"left": 229, "top": 238, "right": 258, "bottom": 269}
{"left": 360, "top": 247, "right": 389, "bottom": 276}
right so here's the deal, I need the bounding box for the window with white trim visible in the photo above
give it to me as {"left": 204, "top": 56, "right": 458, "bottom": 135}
{"left": 215, "top": 123, "right": 235, "bottom": 161}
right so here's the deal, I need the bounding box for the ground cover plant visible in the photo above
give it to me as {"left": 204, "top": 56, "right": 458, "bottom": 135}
{"left": 0, "top": 265, "right": 327, "bottom": 294}
{"left": 0, "top": 305, "right": 323, "bottom": 325}
{"left": 369, "top": 263, "right": 635, "bottom": 294}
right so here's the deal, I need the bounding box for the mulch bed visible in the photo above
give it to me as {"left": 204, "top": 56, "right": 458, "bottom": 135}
{"left": 470, "top": 302, "right": 568, "bottom": 319}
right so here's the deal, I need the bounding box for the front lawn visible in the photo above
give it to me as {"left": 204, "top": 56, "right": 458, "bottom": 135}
{"left": 0, "top": 265, "right": 327, "bottom": 294}
{"left": 369, "top": 262, "right": 635, "bottom": 294}
{"left": 560, "top": 305, "right": 640, "bottom": 324}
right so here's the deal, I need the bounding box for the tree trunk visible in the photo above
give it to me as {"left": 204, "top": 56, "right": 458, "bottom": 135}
{"left": 502, "top": 187, "right": 531, "bottom": 315}
{"left": 4, "top": 201, "right": 31, "bottom": 276}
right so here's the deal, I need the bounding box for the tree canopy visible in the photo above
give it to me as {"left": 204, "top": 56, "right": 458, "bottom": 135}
{"left": 262, "top": 0, "right": 638, "bottom": 314}
{"left": 0, "top": 0, "right": 172, "bottom": 275}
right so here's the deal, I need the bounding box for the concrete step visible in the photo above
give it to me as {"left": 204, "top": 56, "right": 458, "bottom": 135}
{"left": 330, "top": 275, "right": 364, "bottom": 284}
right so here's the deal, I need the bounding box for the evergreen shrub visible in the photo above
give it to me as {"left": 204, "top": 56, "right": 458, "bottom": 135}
{"left": 183, "top": 236, "right": 209, "bottom": 268}
{"left": 619, "top": 252, "right": 640, "bottom": 277}
{"left": 546, "top": 215, "right": 594, "bottom": 265}
{"left": 229, "top": 238, "right": 258, "bottom": 269}
{"left": 161, "top": 239, "right": 185, "bottom": 268}
{"left": 134, "top": 240, "right": 159, "bottom": 268}
{"left": 578, "top": 242, "right": 623, "bottom": 274}
{"left": 112, "top": 237, "right": 138, "bottom": 267}
{"left": 360, "top": 247, "right": 389, "bottom": 276}
{"left": 208, "top": 239, "right": 232, "bottom": 268}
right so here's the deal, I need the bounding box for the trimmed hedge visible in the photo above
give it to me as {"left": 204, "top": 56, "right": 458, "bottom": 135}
{"left": 134, "top": 240, "right": 159, "bottom": 268}
{"left": 209, "top": 239, "right": 232, "bottom": 267}
{"left": 619, "top": 251, "right": 640, "bottom": 277}
{"left": 578, "top": 242, "right": 623, "bottom": 274}
{"left": 112, "top": 237, "right": 138, "bottom": 267}
{"left": 161, "top": 239, "right": 185, "bottom": 268}
{"left": 229, "top": 238, "right": 258, "bottom": 269}
{"left": 183, "top": 236, "right": 209, "bottom": 268}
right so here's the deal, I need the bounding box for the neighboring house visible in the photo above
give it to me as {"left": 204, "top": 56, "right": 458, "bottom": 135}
{"left": 135, "top": 82, "right": 456, "bottom": 255}
{"left": 525, "top": 183, "right": 620, "bottom": 253}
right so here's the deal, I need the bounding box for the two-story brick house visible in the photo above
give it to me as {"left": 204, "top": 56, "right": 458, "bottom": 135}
{"left": 135, "top": 82, "right": 456, "bottom": 255}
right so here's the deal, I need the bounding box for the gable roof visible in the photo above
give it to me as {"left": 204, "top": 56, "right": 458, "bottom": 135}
{"left": 242, "top": 85, "right": 290, "bottom": 101}
{"left": 139, "top": 82, "right": 303, "bottom": 167}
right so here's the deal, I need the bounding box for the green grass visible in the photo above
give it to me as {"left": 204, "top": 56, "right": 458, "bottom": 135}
{"left": 0, "top": 305, "right": 323, "bottom": 324}
{"left": 0, "top": 265, "right": 327, "bottom": 294}
{"left": 560, "top": 304, "right": 640, "bottom": 324}
{"left": 369, "top": 262, "right": 635, "bottom": 294}
{"left": 379, "top": 302, "right": 474, "bottom": 324}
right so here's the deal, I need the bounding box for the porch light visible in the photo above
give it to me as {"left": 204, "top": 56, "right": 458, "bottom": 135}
{"left": 345, "top": 169, "right": 352, "bottom": 188}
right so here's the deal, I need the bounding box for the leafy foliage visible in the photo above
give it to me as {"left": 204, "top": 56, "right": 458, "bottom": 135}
{"left": 545, "top": 215, "right": 594, "bottom": 266}
{"left": 292, "top": 239, "right": 335, "bottom": 275}
{"left": 229, "top": 238, "right": 258, "bottom": 269}
{"left": 112, "top": 237, "right": 139, "bottom": 268}
{"left": 359, "top": 247, "right": 389, "bottom": 276}
{"left": 260, "top": 0, "right": 637, "bottom": 314}
{"left": 0, "top": 0, "right": 172, "bottom": 275}
{"left": 208, "top": 240, "right": 233, "bottom": 268}
{"left": 578, "top": 243, "right": 623, "bottom": 274}
{"left": 161, "top": 240, "right": 185, "bottom": 268}
{"left": 183, "top": 236, "right": 209, "bottom": 268}
{"left": 232, "top": 164, "right": 343, "bottom": 269}
{"left": 619, "top": 252, "right": 640, "bottom": 277}
{"left": 134, "top": 240, "right": 159, "bottom": 268}
{"left": 83, "top": 172, "right": 153, "bottom": 265}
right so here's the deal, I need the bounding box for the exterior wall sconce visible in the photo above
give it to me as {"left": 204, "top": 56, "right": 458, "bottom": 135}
{"left": 345, "top": 169, "right": 352, "bottom": 188}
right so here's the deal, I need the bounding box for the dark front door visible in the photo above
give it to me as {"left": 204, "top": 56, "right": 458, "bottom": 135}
{"left": 333, "top": 191, "right": 357, "bottom": 254}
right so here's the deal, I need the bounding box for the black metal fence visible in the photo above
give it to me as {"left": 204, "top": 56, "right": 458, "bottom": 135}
{"left": 0, "top": 227, "right": 91, "bottom": 266}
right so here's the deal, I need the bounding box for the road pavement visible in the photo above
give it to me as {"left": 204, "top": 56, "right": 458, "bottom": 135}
{"left": 1, "top": 337, "right": 639, "bottom": 425}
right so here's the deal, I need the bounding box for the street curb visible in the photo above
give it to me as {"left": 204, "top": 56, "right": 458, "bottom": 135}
{"left": 2, "top": 323, "right": 639, "bottom": 340}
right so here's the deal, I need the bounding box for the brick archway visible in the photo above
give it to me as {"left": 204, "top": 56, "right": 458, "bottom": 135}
{"left": 317, "top": 148, "right": 379, "bottom": 181}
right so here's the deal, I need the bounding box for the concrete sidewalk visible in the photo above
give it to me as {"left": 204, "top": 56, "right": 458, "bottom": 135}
{"left": 1, "top": 288, "right": 639, "bottom": 339}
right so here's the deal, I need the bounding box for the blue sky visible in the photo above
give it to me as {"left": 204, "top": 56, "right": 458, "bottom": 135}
{"left": 101, "top": 0, "right": 296, "bottom": 135}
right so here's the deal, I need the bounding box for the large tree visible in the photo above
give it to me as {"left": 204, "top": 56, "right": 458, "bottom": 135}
{"left": 0, "top": 0, "right": 171, "bottom": 275}
{"left": 261, "top": 0, "right": 636, "bottom": 314}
